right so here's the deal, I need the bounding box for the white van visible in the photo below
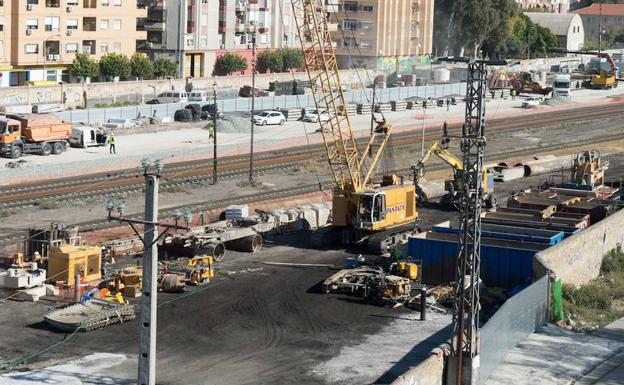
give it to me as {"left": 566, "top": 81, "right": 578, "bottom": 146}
{"left": 188, "top": 91, "right": 209, "bottom": 102}
{"left": 69, "top": 127, "right": 108, "bottom": 148}
{"left": 154, "top": 91, "right": 189, "bottom": 104}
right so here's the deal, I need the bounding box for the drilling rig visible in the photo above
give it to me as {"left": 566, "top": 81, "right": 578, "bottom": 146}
{"left": 290, "top": 1, "right": 418, "bottom": 253}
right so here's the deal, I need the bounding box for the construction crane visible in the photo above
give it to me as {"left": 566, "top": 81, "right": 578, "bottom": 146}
{"left": 413, "top": 127, "right": 498, "bottom": 209}
{"left": 552, "top": 49, "right": 621, "bottom": 89}
{"left": 289, "top": 0, "right": 417, "bottom": 253}
{"left": 437, "top": 57, "right": 506, "bottom": 385}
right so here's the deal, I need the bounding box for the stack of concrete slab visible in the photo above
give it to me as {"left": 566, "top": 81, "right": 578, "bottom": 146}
{"left": 225, "top": 205, "right": 249, "bottom": 220}
{"left": 280, "top": 108, "right": 302, "bottom": 121}
{"left": 357, "top": 103, "right": 373, "bottom": 114}
{"left": 391, "top": 100, "right": 407, "bottom": 111}
{"left": 337, "top": 103, "right": 357, "bottom": 116}
{"left": 375, "top": 103, "right": 392, "bottom": 113}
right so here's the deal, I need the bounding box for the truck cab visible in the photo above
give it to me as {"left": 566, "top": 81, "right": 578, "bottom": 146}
{"left": 0, "top": 117, "right": 25, "bottom": 158}
{"left": 553, "top": 74, "right": 571, "bottom": 99}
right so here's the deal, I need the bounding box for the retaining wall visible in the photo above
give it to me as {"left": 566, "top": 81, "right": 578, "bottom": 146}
{"left": 389, "top": 353, "right": 444, "bottom": 385}
{"left": 534, "top": 208, "right": 624, "bottom": 285}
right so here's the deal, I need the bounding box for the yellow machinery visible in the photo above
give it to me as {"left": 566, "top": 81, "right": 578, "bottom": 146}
{"left": 414, "top": 134, "right": 498, "bottom": 209}
{"left": 48, "top": 245, "right": 102, "bottom": 284}
{"left": 290, "top": 0, "right": 417, "bottom": 253}
{"left": 571, "top": 150, "right": 608, "bottom": 189}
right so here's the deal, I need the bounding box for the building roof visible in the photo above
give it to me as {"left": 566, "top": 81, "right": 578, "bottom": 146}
{"left": 572, "top": 4, "right": 624, "bottom": 16}
{"left": 524, "top": 12, "right": 580, "bottom": 36}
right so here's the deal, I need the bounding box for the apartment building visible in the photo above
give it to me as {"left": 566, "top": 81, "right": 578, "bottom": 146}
{"left": 572, "top": 4, "right": 624, "bottom": 48}
{"left": 328, "top": 0, "right": 434, "bottom": 70}
{"left": 0, "top": 0, "right": 146, "bottom": 87}
{"left": 142, "top": 0, "right": 299, "bottom": 78}
{"left": 515, "top": 0, "right": 569, "bottom": 13}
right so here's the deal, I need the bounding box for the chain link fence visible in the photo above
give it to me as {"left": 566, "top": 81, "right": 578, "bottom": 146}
{"left": 58, "top": 83, "right": 465, "bottom": 125}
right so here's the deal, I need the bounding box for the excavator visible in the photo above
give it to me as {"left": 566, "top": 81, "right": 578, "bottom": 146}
{"left": 290, "top": 0, "right": 418, "bottom": 253}
{"left": 413, "top": 125, "right": 498, "bottom": 209}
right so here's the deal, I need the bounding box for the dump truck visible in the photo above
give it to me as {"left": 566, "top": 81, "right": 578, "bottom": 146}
{"left": 0, "top": 113, "right": 71, "bottom": 158}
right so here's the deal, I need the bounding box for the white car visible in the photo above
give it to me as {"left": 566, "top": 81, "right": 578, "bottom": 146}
{"left": 302, "top": 108, "right": 330, "bottom": 123}
{"left": 102, "top": 118, "right": 142, "bottom": 129}
{"left": 522, "top": 97, "right": 541, "bottom": 109}
{"left": 69, "top": 127, "right": 108, "bottom": 148}
{"left": 254, "top": 111, "right": 285, "bottom": 126}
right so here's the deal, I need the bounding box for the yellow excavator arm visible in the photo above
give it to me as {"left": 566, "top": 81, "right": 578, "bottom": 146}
{"left": 414, "top": 138, "right": 463, "bottom": 180}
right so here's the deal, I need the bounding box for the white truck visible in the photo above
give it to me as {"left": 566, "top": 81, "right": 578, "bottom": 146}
{"left": 552, "top": 74, "right": 571, "bottom": 100}
{"left": 69, "top": 127, "right": 108, "bottom": 148}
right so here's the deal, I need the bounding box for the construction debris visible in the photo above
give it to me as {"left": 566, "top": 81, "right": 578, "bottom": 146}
{"left": 264, "top": 262, "right": 334, "bottom": 268}
{"left": 44, "top": 298, "right": 136, "bottom": 332}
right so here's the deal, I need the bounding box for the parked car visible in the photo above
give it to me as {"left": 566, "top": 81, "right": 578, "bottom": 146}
{"left": 102, "top": 118, "right": 142, "bottom": 129}
{"left": 145, "top": 99, "right": 160, "bottom": 105}
{"left": 522, "top": 96, "right": 541, "bottom": 109}
{"left": 69, "top": 127, "right": 108, "bottom": 148}
{"left": 253, "top": 111, "right": 286, "bottom": 126}
{"left": 302, "top": 108, "right": 330, "bottom": 123}
{"left": 188, "top": 91, "right": 209, "bottom": 102}
{"left": 153, "top": 91, "right": 189, "bottom": 104}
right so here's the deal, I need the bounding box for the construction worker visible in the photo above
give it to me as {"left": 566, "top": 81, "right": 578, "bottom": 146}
{"left": 511, "top": 89, "right": 516, "bottom": 101}
{"left": 108, "top": 133, "right": 116, "bottom": 154}
{"left": 205, "top": 123, "right": 214, "bottom": 143}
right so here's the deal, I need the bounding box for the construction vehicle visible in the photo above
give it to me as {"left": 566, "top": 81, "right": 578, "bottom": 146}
{"left": 0, "top": 113, "right": 71, "bottom": 158}
{"left": 570, "top": 150, "right": 608, "bottom": 189}
{"left": 508, "top": 71, "right": 553, "bottom": 96}
{"left": 553, "top": 50, "right": 620, "bottom": 89}
{"left": 552, "top": 74, "right": 572, "bottom": 99}
{"left": 322, "top": 266, "right": 413, "bottom": 305}
{"left": 413, "top": 128, "right": 498, "bottom": 209}
{"left": 290, "top": 0, "right": 418, "bottom": 253}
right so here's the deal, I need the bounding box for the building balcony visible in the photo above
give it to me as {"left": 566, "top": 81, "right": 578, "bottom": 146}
{"left": 144, "top": 20, "right": 165, "bottom": 31}
{"left": 235, "top": 0, "right": 245, "bottom": 13}
{"left": 151, "top": 0, "right": 165, "bottom": 10}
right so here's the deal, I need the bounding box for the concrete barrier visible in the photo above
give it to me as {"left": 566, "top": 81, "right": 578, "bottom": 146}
{"left": 389, "top": 353, "right": 444, "bottom": 385}
{"left": 534, "top": 208, "right": 624, "bottom": 285}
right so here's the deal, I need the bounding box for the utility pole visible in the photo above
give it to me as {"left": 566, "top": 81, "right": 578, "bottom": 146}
{"left": 599, "top": 3, "right": 603, "bottom": 53}
{"left": 212, "top": 79, "right": 218, "bottom": 185}
{"left": 106, "top": 160, "right": 190, "bottom": 385}
{"left": 249, "top": 18, "right": 257, "bottom": 184}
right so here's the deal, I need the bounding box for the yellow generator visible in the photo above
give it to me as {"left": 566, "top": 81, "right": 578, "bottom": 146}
{"left": 48, "top": 245, "right": 102, "bottom": 284}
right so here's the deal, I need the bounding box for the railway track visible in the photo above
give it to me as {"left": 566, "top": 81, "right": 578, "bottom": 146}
{"left": 1, "top": 128, "right": 624, "bottom": 246}
{"left": 1, "top": 103, "right": 623, "bottom": 211}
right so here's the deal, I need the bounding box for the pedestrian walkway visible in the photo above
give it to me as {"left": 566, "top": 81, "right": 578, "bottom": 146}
{"left": 484, "top": 324, "right": 624, "bottom": 385}
{"left": 574, "top": 318, "right": 624, "bottom": 385}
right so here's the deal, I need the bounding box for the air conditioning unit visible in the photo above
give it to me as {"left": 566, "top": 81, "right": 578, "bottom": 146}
{"left": 66, "top": 29, "right": 72, "bottom": 36}
{"left": 66, "top": 6, "right": 72, "bottom": 12}
{"left": 47, "top": 54, "right": 55, "bottom": 61}
{"left": 53, "top": 54, "right": 60, "bottom": 60}
{"left": 26, "top": 29, "right": 32, "bottom": 35}
{"left": 26, "top": 4, "right": 32, "bottom": 10}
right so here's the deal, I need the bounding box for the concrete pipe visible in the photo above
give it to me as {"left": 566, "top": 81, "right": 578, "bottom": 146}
{"left": 201, "top": 242, "right": 226, "bottom": 262}
{"left": 523, "top": 156, "right": 574, "bottom": 177}
{"left": 160, "top": 273, "right": 185, "bottom": 293}
{"left": 226, "top": 234, "right": 263, "bottom": 253}
{"left": 497, "top": 166, "right": 525, "bottom": 182}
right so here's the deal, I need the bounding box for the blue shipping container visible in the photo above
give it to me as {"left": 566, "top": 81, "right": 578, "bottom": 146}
{"left": 408, "top": 234, "right": 544, "bottom": 289}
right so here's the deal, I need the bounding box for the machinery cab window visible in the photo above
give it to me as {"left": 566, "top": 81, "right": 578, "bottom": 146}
{"left": 357, "top": 192, "right": 386, "bottom": 227}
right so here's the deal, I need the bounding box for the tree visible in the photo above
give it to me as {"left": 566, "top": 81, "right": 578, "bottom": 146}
{"left": 258, "top": 50, "right": 283, "bottom": 73}
{"left": 153, "top": 58, "right": 178, "bottom": 78}
{"left": 99, "top": 53, "right": 131, "bottom": 80}
{"left": 216, "top": 52, "right": 248, "bottom": 75}
{"left": 130, "top": 53, "right": 155, "bottom": 80}
{"left": 280, "top": 48, "right": 303, "bottom": 71}
{"left": 69, "top": 53, "right": 99, "bottom": 80}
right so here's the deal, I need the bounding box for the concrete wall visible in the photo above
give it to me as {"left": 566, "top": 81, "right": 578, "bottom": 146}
{"left": 534, "top": 208, "right": 624, "bottom": 285}
{"left": 389, "top": 353, "right": 444, "bottom": 385}
{"left": 0, "top": 69, "right": 382, "bottom": 107}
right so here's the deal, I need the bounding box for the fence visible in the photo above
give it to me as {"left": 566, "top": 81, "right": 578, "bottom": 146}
{"left": 478, "top": 275, "right": 550, "bottom": 385}
{"left": 58, "top": 83, "right": 465, "bottom": 125}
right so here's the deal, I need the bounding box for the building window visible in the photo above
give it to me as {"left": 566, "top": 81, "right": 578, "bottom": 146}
{"left": 361, "top": 40, "right": 372, "bottom": 49}
{"left": 342, "top": 19, "right": 357, "bottom": 30}
{"left": 0, "top": 25, "right": 3, "bottom": 31}
{"left": 82, "top": 40, "right": 95, "bottom": 54}
{"left": 358, "top": 21, "right": 374, "bottom": 31}
{"left": 361, "top": 5, "right": 373, "bottom": 12}
{"left": 66, "top": 43, "right": 78, "bottom": 53}
{"left": 67, "top": 0, "right": 78, "bottom": 5}
{"left": 44, "top": 16, "right": 60, "bottom": 32}
{"left": 343, "top": 37, "right": 356, "bottom": 48}
{"left": 112, "top": 41, "right": 121, "bottom": 52}
{"left": 0, "top": 40, "right": 4, "bottom": 59}
{"left": 83, "top": 17, "right": 96, "bottom": 31}
{"left": 344, "top": 1, "right": 357, "bottom": 12}
{"left": 25, "top": 43, "right": 38, "bottom": 53}
{"left": 101, "top": 0, "right": 108, "bottom": 5}
{"left": 100, "top": 42, "right": 108, "bottom": 53}
{"left": 46, "top": 70, "right": 57, "bottom": 82}
{"left": 100, "top": 19, "right": 108, "bottom": 29}
{"left": 45, "top": 0, "right": 60, "bottom": 7}
{"left": 112, "top": 19, "right": 121, "bottom": 30}
{"left": 113, "top": 0, "right": 121, "bottom": 5}
{"left": 26, "top": 19, "right": 38, "bottom": 29}
{"left": 27, "top": 0, "right": 38, "bottom": 4}
{"left": 66, "top": 19, "right": 78, "bottom": 29}
{"left": 0, "top": 0, "right": 3, "bottom": 6}
{"left": 83, "top": 0, "right": 96, "bottom": 8}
